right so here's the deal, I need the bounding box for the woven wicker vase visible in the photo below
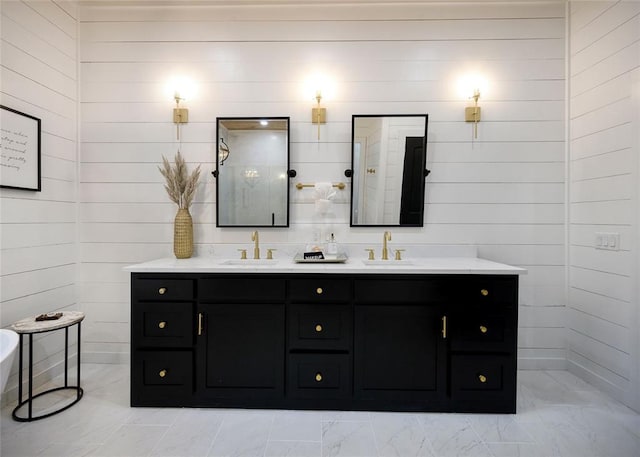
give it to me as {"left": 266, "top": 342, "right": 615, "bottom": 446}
{"left": 173, "top": 208, "right": 194, "bottom": 259}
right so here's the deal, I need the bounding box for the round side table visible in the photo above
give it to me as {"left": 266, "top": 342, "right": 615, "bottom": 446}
{"left": 10, "top": 311, "right": 85, "bottom": 422}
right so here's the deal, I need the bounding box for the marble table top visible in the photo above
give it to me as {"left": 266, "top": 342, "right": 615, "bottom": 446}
{"left": 11, "top": 311, "right": 85, "bottom": 334}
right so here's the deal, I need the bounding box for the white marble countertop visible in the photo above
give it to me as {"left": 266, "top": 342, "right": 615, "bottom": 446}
{"left": 124, "top": 255, "right": 526, "bottom": 275}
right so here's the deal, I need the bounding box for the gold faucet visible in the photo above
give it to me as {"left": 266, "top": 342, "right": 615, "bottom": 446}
{"left": 251, "top": 230, "right": 260, "bottom": 259}
{"left": 381, "top": 231, "right": 392, "bottom": 260}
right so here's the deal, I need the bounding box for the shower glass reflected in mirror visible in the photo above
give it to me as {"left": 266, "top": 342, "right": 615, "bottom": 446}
{"left": 216, "top": 117, "right": 290, "bottom": 227}
{"left": 350, "top": 114, "right": 428, "bottom": 227}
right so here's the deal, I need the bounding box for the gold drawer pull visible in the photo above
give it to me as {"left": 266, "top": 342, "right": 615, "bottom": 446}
{"left": 480, "top": 289, "right": 489, "bottom": 297}
{"left": 158, "top": 321, "right": 167, "bottom": 329}
{"left": 315, "top": 324, "right": 323, "bottom": 332}
{"left": 159, "top": 369, "right": 167, "bottom": 378}
{"left": 441, "top": 315, "right": 447, "bottom": 339}
{"left": 158, "top": 287, "right": 167, "bottom": 295}
{"left": 478, "top": 374, "right": 487, "bottom": 383}
{"left": 315, "top": 373, "right": 323, "bottom": 382}
{"left": 198, "top": 313, "right": 203, "bottom": 336}
{"left": 316, "top": 287, "right": 323, "bottom": 295}
{"left": 479, "top": 325, "right": 487, "bottom": 334}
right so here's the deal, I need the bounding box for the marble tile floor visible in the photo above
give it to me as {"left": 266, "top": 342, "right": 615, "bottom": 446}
{"left": 1, "top": 364, "right": 639, "bottom": 457}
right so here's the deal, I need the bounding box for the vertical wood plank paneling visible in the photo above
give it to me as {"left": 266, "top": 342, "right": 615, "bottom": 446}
{"left": 78, "top": 2, "right": 565, "bottom": 369}
{"left": 0, "top": 0, "right": 78, "bottom": 404}
{"left": 568, "top": 0, "right": 640, "bottom": 410}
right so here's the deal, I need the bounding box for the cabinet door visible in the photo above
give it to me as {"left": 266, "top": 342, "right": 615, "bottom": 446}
{"left": 354, "top": 305, "right": 446, "bottom": 405}
{"left": 132, "top": 350, "right": 193, "bottom": 406}
{"left": 199, "top": 303, "right": 285, "bottom": 402}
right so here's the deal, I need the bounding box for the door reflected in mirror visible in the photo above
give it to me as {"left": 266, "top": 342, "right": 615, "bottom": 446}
{"left": 216, "top": 117, "right": 290, "bottom": 227}
{"left": 351, "top": 114, "right": 428, "bottom": 227}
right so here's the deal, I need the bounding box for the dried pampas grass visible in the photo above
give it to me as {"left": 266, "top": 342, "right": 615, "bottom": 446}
{"left": 158, "top": 151, "right": 201, "bottom": 209}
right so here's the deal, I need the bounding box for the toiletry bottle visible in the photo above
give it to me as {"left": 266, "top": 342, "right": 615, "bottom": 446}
{"left": 327, "top": 233, "right": 338, "bottom": 256}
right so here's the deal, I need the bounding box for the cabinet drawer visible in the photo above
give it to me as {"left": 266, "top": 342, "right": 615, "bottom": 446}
{"left": 133, "top": 302, "right": 194, "bottom": 348}
{"left": 290, "top": 278, "right": 351, "bottom": 303}
{"left": 133, "top": 278, "right": 194, "bottom": 301}
{"left": 200, "top": 277, "right": 285, "bottom": 303}
{"left": 289, "top": 304, "right": 352, "bottom": 350}
{"left": 450, "top": 313, "right": 514, "bottom": 352}
{"left": 354, "top": 278, "right": 449, "bottom": 304}
{"left": 132, "top": 350, "right": 193, "bottom": 406}
{"left": 451, "top": 354, "right": 515, "bottom": 399}
{"left": 287, "top": 353, "right": 351, "bottom": 399}
{"left": 460, "top": 276, "right": 517, "bottom": 307}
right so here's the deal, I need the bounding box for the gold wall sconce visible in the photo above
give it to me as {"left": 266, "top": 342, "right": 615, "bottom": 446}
{"left": 173, "top": 92, "right": 189, "bottom": 140}
{"left": 166, "top": 76, "right": 195, "bottom": 140}
{"left": 458, "top": 74, "right": 486, "bottom": 140}
{"left": 312, "top": 90, "right": 326, "bottom": 140}
{"left": 304, "top": 73, "right": 334, "bottom": 141}
{"left": 465, "top": 88, "right": 481, "bottom": 139}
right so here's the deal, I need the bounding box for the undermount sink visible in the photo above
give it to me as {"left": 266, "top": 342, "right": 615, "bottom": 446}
{"left": 362, "top": 259, "right": 414, "bottom": 266}
{"left": 221, "top": 259, "right": 279, "bottom": 265}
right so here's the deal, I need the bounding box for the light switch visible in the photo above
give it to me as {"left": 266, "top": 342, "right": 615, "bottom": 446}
{"left": 595, "top": 232, "right": 620, "bottom": 251}
{"left": 595, "top": 233, "right": 603, "bottom": 247}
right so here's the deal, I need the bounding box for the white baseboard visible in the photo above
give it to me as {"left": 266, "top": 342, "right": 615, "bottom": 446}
{"left": 568, "top": 360, "right": 639, "bottom": 412}
{"left": 518, "top": 357, "right": 567, "bottom": 370}
{"left": 0, "top": 354, "right": 77, "bottom": 409}
{"left": 82, "top": 352, "right": 129, "bottom": 365}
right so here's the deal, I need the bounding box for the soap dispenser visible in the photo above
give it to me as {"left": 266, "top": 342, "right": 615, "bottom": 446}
{"left": 326, "top": 233, "right": 338, "bottom": 257}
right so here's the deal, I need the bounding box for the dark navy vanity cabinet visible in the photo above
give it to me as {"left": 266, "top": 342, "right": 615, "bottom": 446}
{"left": 130, "top": 272, "right": 518, "bottom": 413}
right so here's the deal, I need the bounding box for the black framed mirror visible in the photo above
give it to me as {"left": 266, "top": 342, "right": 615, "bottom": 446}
{"left": 215, "top": 117, "right": 290, "bottom": 227}
{"left": 350, "top": 114, "right": 428, "bottom": 226}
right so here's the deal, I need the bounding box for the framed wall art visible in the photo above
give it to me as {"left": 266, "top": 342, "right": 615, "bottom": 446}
{"left": 1, "top": 105, "right": 41, "bottom": 191}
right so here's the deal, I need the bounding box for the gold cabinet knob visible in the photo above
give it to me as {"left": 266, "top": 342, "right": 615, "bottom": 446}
{"left": 480, "top": 289, "right": 489, "bottom": 297}
{"left": 158, "top": 321, "right": 167, "bottom": 329}
{"left": 478, "top": 374, "right": 487, "bottom": 383}
{"left": 158, "top": 287, "right": 167, "bottom": 295}
{"left": 316, "top": 287, "right": 323, "bottom": 295}
{"left": 479, "top": 325, "right": 488, "bottom": 334}
{"left": 159, "top": 369, "right": 167, "bottom": 378}
{"left": 315, "top": 324, "right": 323, "bottom": 332}
{"left": 315, "top": 373, "right": 323, "bottom": 382}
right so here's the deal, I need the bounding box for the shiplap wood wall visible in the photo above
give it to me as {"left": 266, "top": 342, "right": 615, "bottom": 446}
{"left": 568, "top": 0, "right": 640, "bottom": 410}
{"left": 78, "top": 1, "right": 567, "bottom": 369}
{"left": 0, "top": 0, "right": 78, "bottom": 400}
